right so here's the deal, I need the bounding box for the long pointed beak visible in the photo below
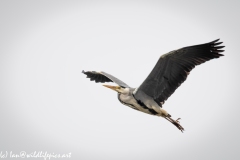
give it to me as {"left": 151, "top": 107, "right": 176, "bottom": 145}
{"left": 103, "top": 85, "right": 118, "bottom": 92}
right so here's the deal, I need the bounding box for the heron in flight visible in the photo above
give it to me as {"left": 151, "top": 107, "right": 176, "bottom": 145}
{"left": 83, "top": 39, "right": 224, "bottom": 132}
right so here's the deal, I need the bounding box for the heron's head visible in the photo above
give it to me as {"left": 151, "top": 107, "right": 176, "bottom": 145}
{"left": 103, "top": 85, "right": 129, "bottom": 94}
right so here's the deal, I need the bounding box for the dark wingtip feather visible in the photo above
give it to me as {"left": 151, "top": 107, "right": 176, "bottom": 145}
{"left": 213, "top": 42, "right": 223, "bottom": 46}
{"left": 214, "top": 46, "right": 225, "bottom": 49}
{"left": 211, "top": 39, "right": 220, "bottom": 43}
{"left": 210, "top": 39, "right": 225, "bottom": 57}
{"left": 219, "top": 53, "right": 224, "bottom": 56}
{"left": 82, "top": 70, "right": 86, "bottom": 74}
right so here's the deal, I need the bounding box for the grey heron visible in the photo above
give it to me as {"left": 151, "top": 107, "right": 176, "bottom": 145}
{"left": 82, "top": 39, "right": 224, "bottom": 132}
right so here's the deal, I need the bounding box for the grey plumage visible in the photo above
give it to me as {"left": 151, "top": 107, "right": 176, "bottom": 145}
{"left": 82, "top": 70, "right": 130, "bottom": 88}
{"left": 82, "top": 39, "right": 225, "bottom": 132}
{"left": 134, "top": 39, "right": 224, "bottom": 106}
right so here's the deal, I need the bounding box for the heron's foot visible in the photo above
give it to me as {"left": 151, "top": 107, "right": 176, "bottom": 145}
{"left": 165, "top": 117, "right": 184, "bottom": 132}
{"left": 174, "top": 118, "right": 184, "bottom": 132}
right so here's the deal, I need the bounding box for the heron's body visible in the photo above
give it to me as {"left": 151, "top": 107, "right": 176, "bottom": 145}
{"left": 83, "top": 39, "right": 225, "bottom": 132}
{"left": 117, "top": 88, "right": 165, "bottom": 116}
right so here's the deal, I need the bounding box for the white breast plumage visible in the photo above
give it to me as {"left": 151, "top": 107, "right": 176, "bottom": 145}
{"left": 118, "top": 93, "right": 152, "bottom": 114}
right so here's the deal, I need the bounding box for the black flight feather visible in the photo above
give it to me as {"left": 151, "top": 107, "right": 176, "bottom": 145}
{"left": 134, "top": 39, "right": 224, "bottom": 106}
{"left": 82, "top": 70, "right": 130, "bottom": 88}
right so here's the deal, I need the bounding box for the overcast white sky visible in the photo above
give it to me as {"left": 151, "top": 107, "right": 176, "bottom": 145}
{"left": 1, "top": 0, "right": 240, "bottom": 160}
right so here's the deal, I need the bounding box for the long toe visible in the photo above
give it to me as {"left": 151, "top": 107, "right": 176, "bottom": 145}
{"left": 176, "top": 118, "right": 181, "bottom": 123}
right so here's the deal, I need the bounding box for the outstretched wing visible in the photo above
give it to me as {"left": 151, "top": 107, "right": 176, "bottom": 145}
{"left": 82, "top": 70, "right": 130, "bottom": 88}
{"left": 134, "top": 39, "right": 224, "bottom": 106}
